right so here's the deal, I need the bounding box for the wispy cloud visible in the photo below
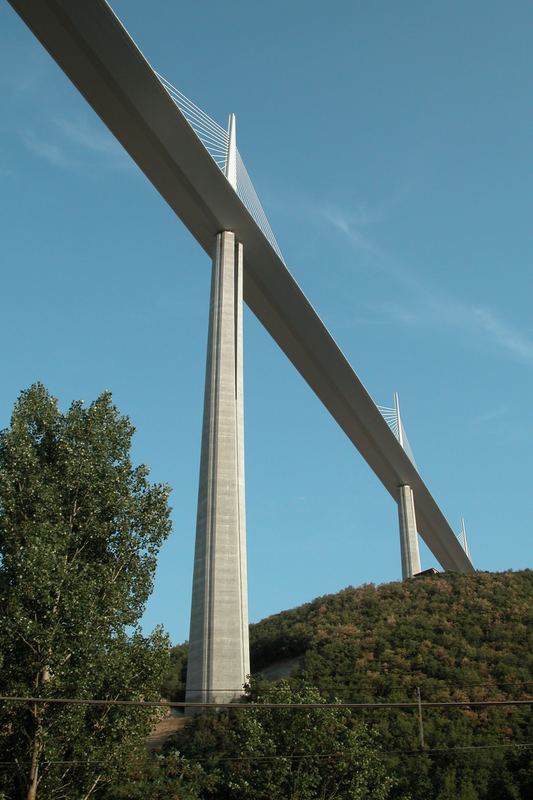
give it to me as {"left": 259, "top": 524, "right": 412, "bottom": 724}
{"left": 323, "top": 202, "right": 533, "bottom": 367}
{"left": 20, "top": 130, "right": 75, "bottom": 168}
{"left": 469, "top": 306, "right": 533, "bottom": 364}
{"left": 52, "top": 117, "right": 131, "bottom": 168}
{"left": 322, "top": 205, "right": 381, "bottom": 256}
{"left": 365, "top": 301, "right": 420, "bottom": 325}
{"left": 2, "top": 43, "right": 131, "bottom": 172}
{"left": 474, "top": 406, "right": 509, "bottom": 425}
{"left": 431, "top": 299, "right": 533, "bottom": 365}
{"left": 0, "top": 42, "right": 52, "bottom": 96}
{"left": 18, "top": 116, "right": 131, "bottom": 171}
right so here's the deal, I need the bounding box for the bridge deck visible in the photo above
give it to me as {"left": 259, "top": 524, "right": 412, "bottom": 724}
{"left": 8, "top": 0, "right": 474, "bottom": 573}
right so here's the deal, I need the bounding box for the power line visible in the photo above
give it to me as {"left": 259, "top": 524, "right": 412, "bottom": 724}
{"left": 1, "top": 695, "right": 531, "bottom": 710}
{"left": 0, "top": 742, "right": 531, "bottom": 769}
{"left": 175, "top": 679, "right": 533, "bottom": 692}
{"left": 140, "top": 742, "right": 533, "bottom": 762}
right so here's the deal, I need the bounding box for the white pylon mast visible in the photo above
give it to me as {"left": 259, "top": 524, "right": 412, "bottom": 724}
{"left": 394, "top": 392, "right": 421, "bottom": 579}
{"left": 394, "top": 391, "right": 404, "bottom": 449}
{"left": 226, "top": 113, "right": 237, "bottom": 189}
{"left": 186, "top": 110, "right": 249, "bottom": 709}
{"left": 460, "top": 517, "right": 470, "bottom": 559}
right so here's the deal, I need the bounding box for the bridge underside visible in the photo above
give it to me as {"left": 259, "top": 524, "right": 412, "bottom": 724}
{"left": 8, "top": 0, "right": 474, "bottom": 575}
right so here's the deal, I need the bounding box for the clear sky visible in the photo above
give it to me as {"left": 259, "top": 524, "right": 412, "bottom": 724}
{"left": 1, "top": 1, "right": 531, "bottom": 644}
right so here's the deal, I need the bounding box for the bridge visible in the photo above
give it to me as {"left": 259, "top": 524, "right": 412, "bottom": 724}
{"left": 8, "top": 0, "right": 474, "bottom": 707}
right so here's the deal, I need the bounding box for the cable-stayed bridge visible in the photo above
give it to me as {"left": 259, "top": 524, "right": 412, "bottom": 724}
{"left": 156, "top": 73, "right": 285, "bottom": 264}
{"left": 8, "top": 0, "right": 474, "bottom": 708}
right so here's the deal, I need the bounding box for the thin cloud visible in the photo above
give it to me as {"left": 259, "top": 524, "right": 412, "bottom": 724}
{"left": 345, "top": 301, "right": 420, "bottom": 327}
{"left": 20, "top": 130, "right": 75, "bottom": 168}
{"left": 2, "top": 49, "right": 129, "bottom": 171}
{"left": 323, "top": 203, "right": 533, "bottom": 367}
{"left": 474, "top": 406, "right": 509, "bottom": 425}
{"left": 17, "top": 117, "right": 131, "bottom": 172}
{"left": 434, "top": 299, "right": 533, "bottom": 365}
{"left": 322, "top": 205, "right": 380, "bottom": 256}
{"left": 470, "top": 306, "right": 533, "bottom": 364}
{"left": 52, "top": 117, "right": 131, "bottom": 168}
{"left": 0, "top": 42, "right": 52, "bottom": 96}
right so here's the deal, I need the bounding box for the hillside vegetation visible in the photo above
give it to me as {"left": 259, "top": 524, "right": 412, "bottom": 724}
{"left": 163, "top": 570, "right": 532, "bottom": 799}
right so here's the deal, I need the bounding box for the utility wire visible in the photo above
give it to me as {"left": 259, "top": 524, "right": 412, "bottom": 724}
{"left": 1, "top": 696, "right": 531, "bottom": 710}
{"left": 0, "top": 743, "right": 531, "bottom": 769}
{"left": 166, "top": 679, "right": 533, "bottom": 692}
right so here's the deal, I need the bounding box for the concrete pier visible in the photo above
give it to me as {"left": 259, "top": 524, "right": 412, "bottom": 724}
{"left": 398, "top": 484, "right": 421, "bottom": 579}
{"left": 185, "top": 230, "right": 249, "bottom": 707}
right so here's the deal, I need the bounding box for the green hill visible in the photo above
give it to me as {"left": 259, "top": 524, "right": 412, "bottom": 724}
{"left": 250, "top": 570, "right": 532, "bottom": 697}
{"left": 163, "top": 570, "right": 533, "bottom": 799}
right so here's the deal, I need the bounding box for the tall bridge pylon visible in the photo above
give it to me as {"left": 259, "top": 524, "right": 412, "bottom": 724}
{"left": 186, "top": 116, "right": 250, "bottom": 706}
{"left": 378, "top": 394, "right": 421, "bottom": 579}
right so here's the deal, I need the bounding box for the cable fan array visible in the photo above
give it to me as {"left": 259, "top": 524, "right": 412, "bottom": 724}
{"left": 157, "top": 72, "right": 284, "bottom": 263}
{"left": 378, "top": 397, "right": 471, "bottom": 560}
{"left": 377, "top": 400, "right": 418, "bottom": 469}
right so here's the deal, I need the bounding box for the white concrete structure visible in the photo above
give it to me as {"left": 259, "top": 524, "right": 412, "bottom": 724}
{"left": 9, "top": 0, "right": 477, "bottom": 713}
{"left": 186, "top": 118, "right": 249, "bottom": 706}
{"left": 394, "top": 394, "right": 421, "bottom": 579}
{"left": 398, "top": 485, "right": 421, "bottom": 579}
{"left": 10, "top": 0, "right": 475, "bottom": 578}
{"left": 9, "top": 9, "right": 476, "bottom": 709}
{"left": 378, "top": 393, "right": 422, "bottom": 579}
{"left": 186, "top": 230, "right": 249, "bottom": 705}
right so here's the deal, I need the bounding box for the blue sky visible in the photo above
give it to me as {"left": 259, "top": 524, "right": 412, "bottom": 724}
{"left": 1, "top": 1, "right": 531, "bottom": 644}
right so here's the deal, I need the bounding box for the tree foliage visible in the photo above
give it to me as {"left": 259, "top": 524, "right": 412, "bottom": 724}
{"left": 158, "top": 682, "right": 396, "bottom": 800}
{"left": 163, "top": 570, "right": 532, "bottom": 799}
{"left": 0, "top": 385, "right": 172, "bottom": 800}
{"left": 99, "top": 750, "right": 213, "bottom": 800}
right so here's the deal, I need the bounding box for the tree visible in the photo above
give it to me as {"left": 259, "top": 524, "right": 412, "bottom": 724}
{"left": 0, "top": 385, "right": 172, "bottom": 800}
{"left": 169, "top": 681, "right": 398, "bottom": 800}
{"left": 99, "top": 751, "right": 215, "bottom": 800}
{"left": 246, "top": 571, "right": 533, "bottom": 800}
{"left": 160, "top": 643, "right": 189, "bottom": 702}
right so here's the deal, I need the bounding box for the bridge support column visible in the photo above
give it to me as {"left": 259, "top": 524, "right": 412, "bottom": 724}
{"left": 185, "top": 230, "right": 249, "bottom": 708}
{"left": 398, "top": 485, "right": 421, "bottom": 579}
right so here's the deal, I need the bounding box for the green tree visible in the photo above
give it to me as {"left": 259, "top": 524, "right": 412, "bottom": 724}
{"left": 0, "top": 385, "right": 172, "bottom": 800}
{"left": 100, "top": 751, "right": 215, "bottom": 800}
{"left": 246, "top": 570, "right": 533, "bottom": 799}
{"left": 459, "top": 780, "right": 480, "bottom": 800}
{"left": 170, "top": 681, "right": 397, "bottom": 800}
{"left": 435, "top": 769, "right": 458, "bottom": 800}
{"left": 161, "top": 643, "right": 189, "bottom": 701}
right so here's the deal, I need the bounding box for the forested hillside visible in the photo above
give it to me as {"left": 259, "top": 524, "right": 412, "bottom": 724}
{"left": 163, "top": 570, "right": 532, "bottom": 799}
{"left": 251, "top": 570, "right": 532, "bottom": 699}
